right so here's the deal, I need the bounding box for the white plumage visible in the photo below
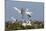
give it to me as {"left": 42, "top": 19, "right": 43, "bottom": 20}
{"left": 13, "top": 7, "right": 32, "bottom": 15}
{"left": 11, "top": 17, "right": 16, "bottom": 21}
{"left": 11, "top": 17, "right": 16, "bottom": 23}
{"left": 25, "top": 12, "right": 32, "bottom": 15}
{"left": 10, "top": 7, "right": 32, "bottom": 25}
{"left": 13, "top": 7, "right": 21, "bottom": 13}
{"left": 13, "top": 7, "right": 32, "bottom": 21}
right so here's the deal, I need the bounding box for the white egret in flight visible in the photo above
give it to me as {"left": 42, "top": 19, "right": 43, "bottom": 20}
{"left": 13, "top": 7, "right": 32, "bottom": 21}
{"left": 13, "top": 7, "right": 32, "bottom": 15}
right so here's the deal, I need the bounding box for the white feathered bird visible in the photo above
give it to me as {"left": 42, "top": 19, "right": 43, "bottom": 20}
{"left": 11, "top": 7, "right": 32, "bottom": 26}
{"left": 13, "top": 7, "right": 32, "bottom": 16}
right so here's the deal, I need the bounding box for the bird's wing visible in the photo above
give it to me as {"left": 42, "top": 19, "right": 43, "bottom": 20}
{"left": 11, "top": 17, "right": 16, "bottom": 21}
{"left": 25, "top": 12, "right": 32, "bottom": 15}
{"left": 13, "top": 7, "right": 21, "bottom": 13}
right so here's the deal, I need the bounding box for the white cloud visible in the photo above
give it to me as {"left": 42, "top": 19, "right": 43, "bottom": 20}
{"left": 11, "top": 0, "right": 44, "bottom": 2}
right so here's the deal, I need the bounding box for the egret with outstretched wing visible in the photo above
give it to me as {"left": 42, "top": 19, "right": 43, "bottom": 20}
{"left": 13, "top": 7, "right": 32, "bottom": 21}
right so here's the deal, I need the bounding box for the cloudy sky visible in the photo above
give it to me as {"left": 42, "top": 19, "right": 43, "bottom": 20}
{"left": 11, "top": 0, "right": 44, "bottom": 2}
{"left": 5, "top": 0, "right": 44, "bottom": 21}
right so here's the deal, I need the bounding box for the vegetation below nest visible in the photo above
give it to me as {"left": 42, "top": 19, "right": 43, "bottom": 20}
{"left": 5, "top": 20, "right": 44, "bottom": 30}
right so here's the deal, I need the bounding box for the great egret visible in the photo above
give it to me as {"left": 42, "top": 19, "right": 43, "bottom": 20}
{"left": 13, "top": 7, "right": 32, "bottom": 15}
{"left": 13, "top": 7, "right": 32, "bottom": 21}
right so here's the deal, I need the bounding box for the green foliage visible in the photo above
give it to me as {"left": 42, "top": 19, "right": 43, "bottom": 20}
{"left": 5, "top": 22, "right": 25, "bottom": 30}
{"left": 5, "top": 21, "right": 44, "bottom": 30}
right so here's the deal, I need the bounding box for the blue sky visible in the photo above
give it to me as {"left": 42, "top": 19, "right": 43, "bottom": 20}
{"left": 5, "top": 0, "right": 44, "bottom": 21}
